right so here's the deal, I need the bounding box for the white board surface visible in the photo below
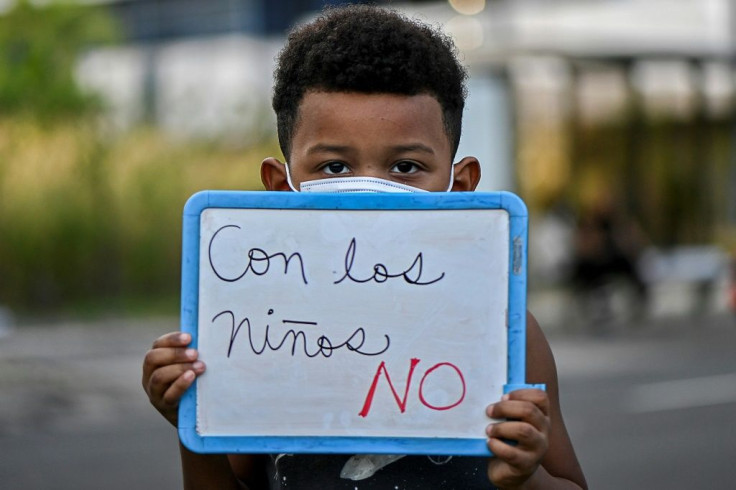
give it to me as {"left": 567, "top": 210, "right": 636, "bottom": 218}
{"left": 179, "top": 191, "right": 530, "bottom": 455}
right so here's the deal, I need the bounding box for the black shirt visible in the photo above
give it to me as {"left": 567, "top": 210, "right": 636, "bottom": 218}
{"left": 266, "top": 454, "right": 498, "bottom": 489}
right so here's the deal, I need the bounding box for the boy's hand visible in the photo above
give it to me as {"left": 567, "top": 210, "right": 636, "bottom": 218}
{"left": 485, "top": 389, "right": 550, "bottom": 489}
{"left": 142, "top": 332, "right": 206, "bottom": 427}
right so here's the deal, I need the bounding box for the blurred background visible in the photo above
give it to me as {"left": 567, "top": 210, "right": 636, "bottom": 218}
{"left": 0, "top": 0, "right": 734, "bottom": 489}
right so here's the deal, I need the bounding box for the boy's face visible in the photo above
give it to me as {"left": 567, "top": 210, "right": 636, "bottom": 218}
{"left": 261, "top": 91, "right": 480, "bottom": 192}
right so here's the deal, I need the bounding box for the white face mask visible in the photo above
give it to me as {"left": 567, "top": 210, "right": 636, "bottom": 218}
{"left": 284, "top": 163, "right": 454, "bottom": 193}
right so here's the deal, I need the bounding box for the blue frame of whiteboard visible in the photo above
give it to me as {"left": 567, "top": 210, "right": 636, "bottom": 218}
{"left": 179, "top": 190, "right": 543, "bottom": 456}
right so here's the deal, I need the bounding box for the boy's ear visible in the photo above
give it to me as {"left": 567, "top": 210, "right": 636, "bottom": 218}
{"left": 451, "top": 156, "right": 481, "bottom": 192}
{"left": 261, "top": 157, "right": 291, "bottom": 191}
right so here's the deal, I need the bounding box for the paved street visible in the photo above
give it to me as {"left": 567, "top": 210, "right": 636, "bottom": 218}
{"left": 0, "top": 318, "right": 184, "bottom": 489}
{"left": 0, "top": 313, "right": 734, "bottom": 489}
{"left": 553, "top": 314, "right": 736, "bottom": 490}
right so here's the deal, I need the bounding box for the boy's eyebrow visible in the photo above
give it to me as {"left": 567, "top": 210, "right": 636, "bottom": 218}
{"left": 306, "top": 144, "right": 352, "bottom": 155}
{"left": 390, "top": 144, "right": 435, "bottom": 154}
{"left": 306, "top": 143, "right": 436, "bottom": 155}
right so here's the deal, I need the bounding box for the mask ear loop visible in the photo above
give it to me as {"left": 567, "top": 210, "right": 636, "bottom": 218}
{"left": 283, "top": 162, "right": 299, "bottom": 192}
{"left": 446, "top": 162, "right": 456, "bottom": 192}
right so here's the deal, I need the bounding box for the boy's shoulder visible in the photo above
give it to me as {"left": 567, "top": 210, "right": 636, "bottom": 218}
{"left": 525, "top": 312, "right": 559, "bottom": 384}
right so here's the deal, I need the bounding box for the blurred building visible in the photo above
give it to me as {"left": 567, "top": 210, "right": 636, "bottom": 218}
{"left": 69, "top": 0, "right": 736, "bottom": 252}
{"left": 102, "top": 0, "right": 384, "bottom": 40}
{"left": 71, "top": 0, "right": 435, "bottom": 139}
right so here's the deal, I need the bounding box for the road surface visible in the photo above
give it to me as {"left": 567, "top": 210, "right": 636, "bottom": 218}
{"left": 0, "top": 313, "right": 734, "bottom": 489}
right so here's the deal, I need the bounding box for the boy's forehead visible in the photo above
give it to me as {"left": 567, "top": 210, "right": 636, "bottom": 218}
{"left": 292, "top": 91, "right": 450, "bottom": 151}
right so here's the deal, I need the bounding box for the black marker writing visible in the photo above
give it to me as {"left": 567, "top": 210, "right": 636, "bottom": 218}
{"left": 208, "top": 224, "right": 308, "bottom": 284}
{"left": 335, "top": 238, "right": 445, "bottom": 286}
{"left": 212, "top": 309, "right": 391, "bottom": 359}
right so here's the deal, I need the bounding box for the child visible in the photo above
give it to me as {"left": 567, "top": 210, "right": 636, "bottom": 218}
{"left": 142, "top": 5, "right": 587, "bottom": 489}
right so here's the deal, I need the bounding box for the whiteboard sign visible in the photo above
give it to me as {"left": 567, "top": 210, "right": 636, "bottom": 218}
{"left": 179, "top": 191, "right": 531, "bottom": 455}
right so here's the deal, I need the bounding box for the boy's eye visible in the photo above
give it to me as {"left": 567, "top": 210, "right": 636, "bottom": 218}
{"left": 391, "top": 160, "right": 420, "bottom": 174}
{"left": 323, "top": 161, "right": 350, "bottom": 175}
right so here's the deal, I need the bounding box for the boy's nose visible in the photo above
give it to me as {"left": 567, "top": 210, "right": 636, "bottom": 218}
{"left": 354, "top": 163, "right": 386, "bottom": 180}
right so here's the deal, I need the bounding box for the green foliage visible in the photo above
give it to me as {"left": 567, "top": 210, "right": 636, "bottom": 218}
{"left": 0, "top": 119, "right": 277, "bottom": 313}
{"left": 0, "top": 2, "right": 282, "bottom": 316}
{"left": 0, "top": 0, "right": 119, "bottom": 120}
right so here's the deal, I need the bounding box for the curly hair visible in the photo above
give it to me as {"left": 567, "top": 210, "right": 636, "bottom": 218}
{"left": 272, "top": 4, "right": 468, "bottom": 159}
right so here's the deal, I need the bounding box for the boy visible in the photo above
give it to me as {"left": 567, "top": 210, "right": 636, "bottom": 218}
{"left": 142, "top": 5, "right": 587, "bottom": 489}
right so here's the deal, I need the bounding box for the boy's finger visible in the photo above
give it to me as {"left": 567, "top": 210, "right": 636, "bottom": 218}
{"left": 486, "top": 421, "right": 546, "bottom": 450}
{"left": 145, "top": 346, "right": 198, "bottom": 369}
{"left": 486, "top": 438, "right": 538, "bottom": 477}
{"left": 146, "top": 362, "right": 205, "bottom": 401}
{"left": 142, "top": 346, "right": 198, "bottom": 385}
{"left": 162, "top": 370, "right": 198, "bottom": 407}
{"left": 504, "top": 389, "right": 549, "bottom": 416}
{"left": 487, "top": 455, "right": 522, "bottom": 486}
{"left": 487, "top": 401, "right": 548, "bottom": 433}
{"left": 152, "top": 332, "right": 192, "bottom": 349}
